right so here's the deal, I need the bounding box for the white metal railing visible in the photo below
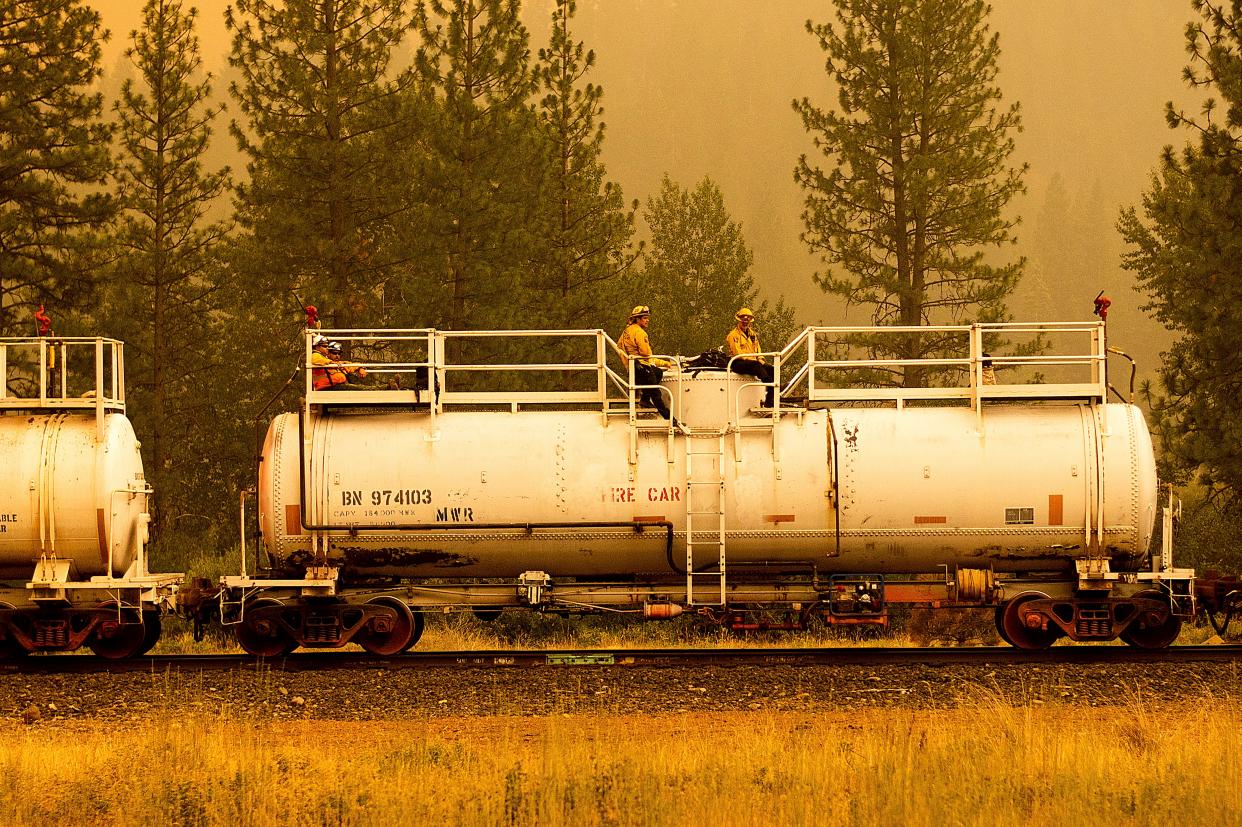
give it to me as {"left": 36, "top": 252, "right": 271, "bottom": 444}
{"left": 778, "top": 322, "right": 1107, "bottom": 406}
{"left": 303, "top": 328, "right": 634, "bottom": 414}
{"left": 301, "top": 321, "right": 1110, "bottom": 417}
{"left": 303, "top": 328, "right": 436, "bottom": 402}
{"left": 0, "top": 338, "right": 126, "bottom": 431}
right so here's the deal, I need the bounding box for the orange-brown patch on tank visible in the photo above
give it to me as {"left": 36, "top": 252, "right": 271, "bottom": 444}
{"left": 914, "top": 516, "right": 947, "bottom": 524}
{"left": 1049, "top": 494, "right": 1064, "bottom": 525}
{"left": 286, "top": 504, "right": 302, "bottom": 536}
{"left": 765, "top": 514, "right": 796, "bottom": 523}
{"left": 97, "top": 508, "right": 108, "bottom": 565}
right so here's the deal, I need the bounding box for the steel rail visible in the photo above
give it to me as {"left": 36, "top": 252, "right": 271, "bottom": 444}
{"left": 2, "top": 645, "right": 1240, "bottom": 674}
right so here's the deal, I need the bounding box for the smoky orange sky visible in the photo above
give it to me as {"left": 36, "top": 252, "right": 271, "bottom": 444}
{"left": 95, "top": 1, "right": 1198, "bottom": 331}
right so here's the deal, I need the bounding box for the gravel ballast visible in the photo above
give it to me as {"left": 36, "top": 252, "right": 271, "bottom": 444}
{"left": 2, "top": 661, "right": 1239, "bottom": 722}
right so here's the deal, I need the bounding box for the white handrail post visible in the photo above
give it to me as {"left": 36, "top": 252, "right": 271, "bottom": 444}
{"left": 772, "top": 353, "right": 781, "bottom": 421}
{"left": 972, "top": 324, "right": 982, "bottom": 412}
{"left": 59, "top": 342, "right": 67, "bottom": 398}
{"left": 239, "top": 490, "right": 249, "bottom": 579}
{"left": 304, "top": 330, "right": 313, "bottom": 399}
{"left": 39, "top": 338, "right": 47, "bottom": 406}
{"left": 432, "top": 330, "right": 444, "bottom": 417}
{"left": 117, "top": 340, "right": 126, "bottom": 404}
{"left": 596, "top": 330, "right": 606, "bottom": 412}
{"left": 1093, "top": 322, "right": 1106, "bottom": 400}
{"left": 94, "top": 339, "right": 104, "bottom": 440}
{"left": 807, "top": 331, "right": 817, "bottom": 400}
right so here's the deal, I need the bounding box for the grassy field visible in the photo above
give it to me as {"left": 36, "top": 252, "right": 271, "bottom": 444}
{"left": 0, "top": 695, "right": 1236, "bottom": 825}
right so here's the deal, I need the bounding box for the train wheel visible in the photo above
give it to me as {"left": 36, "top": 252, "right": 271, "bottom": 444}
{"left": 994, "top": 606, "right": 1015, "bottom": 647}
{"left": 356, "top": 597, "right": 421, "bottom": 656}
{"left": 89, "top": 602, "right": 149, "bottom": 659}
{"left": 0, "top": 602, "right": 30, "bottom": 658}
{"left": 136, "top": 612, "right": 162, "bottom": 656}
{"left": 1120, "top": 590, "right": 1183, "bottom": 649}
{"left": 999, "top": 593, "right": 1060, "bottom": 650}
{"left": 235, "top": 598, "right": 298, "bottom": 658}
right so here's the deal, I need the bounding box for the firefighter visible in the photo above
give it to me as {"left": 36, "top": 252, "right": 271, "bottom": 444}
{"left": 327, "top": 341, "right": 370, "bottom": 385}
{"left": 310, "top": 335, "right": 347, "bottom": 390}
{"left": 617, "top": 305, "right": 673, "bottom": 420}
{"left": 725, "top": 307, "right": 775, "bottom": 407}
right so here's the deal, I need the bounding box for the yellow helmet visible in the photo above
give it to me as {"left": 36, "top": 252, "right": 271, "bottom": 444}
{"left": 628, "top": 305, "right": 651, "bottom": 321}
{"left": 735, "top": 307, "right": 755, "bottom": 320}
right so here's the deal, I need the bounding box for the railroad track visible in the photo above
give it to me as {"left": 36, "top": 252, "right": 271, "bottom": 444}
{"left": 3, "top": 645, "right": 1240, "bottom": 674}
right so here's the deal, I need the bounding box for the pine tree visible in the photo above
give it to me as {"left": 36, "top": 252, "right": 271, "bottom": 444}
{"left": 641, "top": 175, "right": 796, "bottom": 358}
{"left": 0, "top": 0, "right": 114, "bottom": 335}
{"left": 412, "top": 0, "right": 543, "bottom": 331}
{"left": 1119, "top": 0, "right": 1242, "bottom": 511}
{"left": 107, "top": 0, "right": 232, "bottom": 535}
{"left": 531, "top": 0, "right": 639, "bottom": 331}
{"left": 227, "top": 0, "right": 416, "bottom": 336}
{"left": 793, "top": 0, "right": 1026, "bottom": 387}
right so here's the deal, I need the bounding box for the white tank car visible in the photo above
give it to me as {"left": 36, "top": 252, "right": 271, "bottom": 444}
{"left": 0, "top": 337, "right": 179, "bottom": 659}
{"left": 258, "top": 399, "right": 1156, "bottom": 580}
{"left": 213, "top": 324, "right": 1191, "bottom": 655}
{"left": 0, "top": 412, "right": 147, "bottom": 579}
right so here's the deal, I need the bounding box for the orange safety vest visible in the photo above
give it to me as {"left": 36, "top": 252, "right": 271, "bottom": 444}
{"left": 311, "top": 351, "right": 347, "bottom": 390}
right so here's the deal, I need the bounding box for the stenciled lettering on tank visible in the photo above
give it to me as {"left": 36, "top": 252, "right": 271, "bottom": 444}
{"left": 606, "top": 486, "right": 635, "bottom": 503}
{"left": 331, "top": 489, "right": 435, "bottom": 521}
{"left": 435, "top": 506, "right": 475, "bottom": 522}
{"left": 604, "top": 486, "right": 681, "bottom": 503}
{"left": 0, "top": 512, "right": 18, "bottom": 533}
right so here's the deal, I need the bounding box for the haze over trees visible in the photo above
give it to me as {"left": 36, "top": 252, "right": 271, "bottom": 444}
{"left": 641, "top": 175, "right": 797, "bottom": 357}
{"left": 793, "top": 0, "right": 1027, "bottom": 387}
{"left": 105, "top": 0, "right": 232, "bottom": 533}
{"left": 530, "top": 0, "right": 640, "bottom": 331}
{"left": 0, "top": 0, "right": 114, "bottom": 335}
{"left": 9, "top": 0, "right": 1232, "bottom": 555}
{"left": 226, "top": 0, "right": 416, "bottom": 337}
{"left": 1119, "top": 0, "right": 1242, "bottom": 516}
{"left": 413, "top": 0, "right": 544, "bottom": 332}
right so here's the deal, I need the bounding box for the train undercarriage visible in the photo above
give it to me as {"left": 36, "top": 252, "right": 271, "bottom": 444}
{"left": 0, "top": 575, "right": 179, "bottom": 660}
{"left": 180, "top": 561, "right": 1195, "bottom": 657}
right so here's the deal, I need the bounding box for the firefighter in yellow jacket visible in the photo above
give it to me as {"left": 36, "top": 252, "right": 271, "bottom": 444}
{"left": 311, "top": 336, "right": 368, "bottom": 390}
{"left": 617, "top": 305, "right": 672, "bottom": 419}
{"left": 725, "top": 307, "right": 775, "bottom": 407}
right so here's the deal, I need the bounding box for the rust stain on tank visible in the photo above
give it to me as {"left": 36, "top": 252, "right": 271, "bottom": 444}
{"left": 337, "top": 546, "right": 477, "bottom": 568}
{"left": 96, "top": 508, "right": 108, "bottom": 565}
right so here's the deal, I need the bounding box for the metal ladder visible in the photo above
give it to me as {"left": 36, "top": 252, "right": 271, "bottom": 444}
{"left": 685, "top": 428, "right": 727, "bottom": 605}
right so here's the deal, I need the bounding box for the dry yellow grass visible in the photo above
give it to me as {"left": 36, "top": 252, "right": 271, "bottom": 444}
{"left": 0, "top": 695, "right": 1236, "bottom": 826}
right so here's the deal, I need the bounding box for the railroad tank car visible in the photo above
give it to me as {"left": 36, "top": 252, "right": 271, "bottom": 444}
{"left": 0, "top": 337, "right": 179, "bottom": 659}
{"left": 208, "top": 323, "right": 1193, "bottom": 657}
{"left": 257, "top": 400, "right": 1155, "bottom": 579}
{"left": 0, "top": 412, "right": 148, "bottom": 579}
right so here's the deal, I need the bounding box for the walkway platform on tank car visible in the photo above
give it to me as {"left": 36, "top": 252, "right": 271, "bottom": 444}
{"left": 0, "top": 337, "right": 127, "bottom": 440}
{"left": 299, "top": 320, "right": 1119, "bottom": 425}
